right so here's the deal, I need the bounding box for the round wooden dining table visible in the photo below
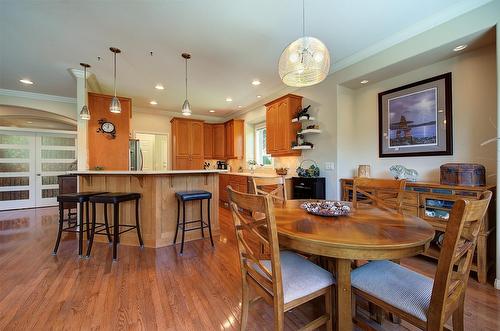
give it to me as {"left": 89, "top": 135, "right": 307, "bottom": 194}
{"left": 273, "top": 200, "right": 435, "bottom": 331}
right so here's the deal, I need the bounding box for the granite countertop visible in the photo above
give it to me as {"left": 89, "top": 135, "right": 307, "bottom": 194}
{"left": 69, "top": 170, "right": 228, "bottom": 175}
{"left": 222, "top": 172, "right": 293, "bottom": 179}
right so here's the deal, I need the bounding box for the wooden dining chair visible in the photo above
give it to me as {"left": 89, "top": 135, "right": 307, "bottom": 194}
{"left": 351, "top": 191, "right": 492, "bottom": 331}
{"left": 227, "top": 186, "right": 334, "bottom": 331}
{"left": 352, "top": 178, "right": 407, "bottom": 213}
{"left": 252, "top": 176, "right": 287, "bottom": 202}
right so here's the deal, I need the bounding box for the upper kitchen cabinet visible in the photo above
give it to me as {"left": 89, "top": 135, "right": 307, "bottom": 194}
{"left": 213, "top": 124, "right": 226, "bottom": 159}
{"left": 204, "top": 123, "right": 214, "bottom": 159}
{"left": 265, "top": 94, "right": 302, "bottom": 156}
{"left": 224, "top": 119, "right": 244, "bottom": 159}
{"left": 171, "top": 118, "right": 204, "bottom": 170}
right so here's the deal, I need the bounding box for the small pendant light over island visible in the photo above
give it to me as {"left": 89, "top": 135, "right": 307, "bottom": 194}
{"left": 109, "top": 47, "right": 122, "bottom": 114}
{"left": 79, "top": 62, "right": 91, "bottom": 120}
{"left": 181, "top": 53, "right": 192, "bottom": 116}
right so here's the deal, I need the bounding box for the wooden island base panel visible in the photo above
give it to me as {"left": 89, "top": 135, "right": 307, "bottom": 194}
{"left": 71, "top": 170, "right": 223, "bottom": 248}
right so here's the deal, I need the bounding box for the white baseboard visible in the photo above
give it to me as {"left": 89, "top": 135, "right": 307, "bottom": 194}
{"left": 494, "top": 279, "right": 500, "bottom": 290}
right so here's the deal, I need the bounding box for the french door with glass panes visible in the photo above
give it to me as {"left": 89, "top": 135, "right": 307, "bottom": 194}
{"left": 0, "top": 131, "right": 77, "bottom": 210}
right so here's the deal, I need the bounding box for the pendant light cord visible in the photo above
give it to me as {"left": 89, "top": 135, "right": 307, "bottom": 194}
{"left": 84, "top": 66, "right": 87, "bottom": 89}
{"left": 302, "top": 0, "right": 305, "bottom": 37}
{"left": 185, "top": 57, "right": 188, "bottom": 99}
{"left": 113, "top": 52, "right": 117, "bottom": 97}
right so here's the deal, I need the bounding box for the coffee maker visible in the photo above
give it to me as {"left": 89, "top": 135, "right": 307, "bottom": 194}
{"left": 216, "top": 161, "right": 228, "bottom": 170}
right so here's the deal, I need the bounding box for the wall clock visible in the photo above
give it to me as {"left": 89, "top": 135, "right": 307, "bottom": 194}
{"left": 96, "top": 118, "right": 116, "bottom": 139}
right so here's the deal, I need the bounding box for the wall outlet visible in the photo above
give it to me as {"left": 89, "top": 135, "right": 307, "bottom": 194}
{"left": 325, "top": 162, "right": 335, "bottom": 171}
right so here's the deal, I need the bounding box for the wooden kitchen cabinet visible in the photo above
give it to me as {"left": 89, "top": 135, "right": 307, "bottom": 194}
{"left": 219, "top": 174, "right": 248, "bottom": 203}
{"left": 265, "top": 94, "right": 302, "bottom": 156}
{"left": 204, "top": 123, "right": 214, "bottom": 159}
{"left": 224, "top": 119, "right": 244, "bottom": 159}
{"left": 213, "top": 124, "right": 226, "bottom": 159}
{"left": 171, "top": 118, "right": 204, "bottom": 169}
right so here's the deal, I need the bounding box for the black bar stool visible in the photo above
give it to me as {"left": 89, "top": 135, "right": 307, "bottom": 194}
{"left": 174, "top": 190, "right": 214, "bottom": 254}
{"left": 86, "top": 192, "right": 144, "bottom": 261}
{"left": 53, "top": 192, "right": 108, "bottom": 256}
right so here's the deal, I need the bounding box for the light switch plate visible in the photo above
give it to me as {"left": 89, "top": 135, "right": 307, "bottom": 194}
{"left": 325, "top": 162, "right": 335, "bottom": 171}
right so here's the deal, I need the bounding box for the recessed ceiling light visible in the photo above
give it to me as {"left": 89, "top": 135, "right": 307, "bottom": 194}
{"left": 238, "top": 105, "right": 243, "bottom": 108}
{"left": 360, "top": 80, "right": 369, "bottom": 84}
{"left": 209, "top": 110, "right": 215, "bottom": 113}
{"left": 150, "top": 100, "right": 158, "bottom": 105}
{"left": 257, "top": 95, "right": 262, "bottom": 98}
{"left": 453, "top": 44, "right": 467, "bottom": 52}
{"left": 20, "top": 79, "right": 33, "bottom": 85}
{"left": 226, "top": 97, "right": 232, "bottom": 102}
{"left": 251, "top": 79, "right": 261, "bottom": 86}
{"left": 155, "top": 84, "right": 164, "bottom": 90}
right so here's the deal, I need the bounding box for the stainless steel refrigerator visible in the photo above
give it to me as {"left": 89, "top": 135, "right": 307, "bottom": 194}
{"left": 129, "top": 139, "right": 143, "bottom": 171}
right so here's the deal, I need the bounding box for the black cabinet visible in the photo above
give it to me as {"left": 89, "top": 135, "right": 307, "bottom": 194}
{"left": 292, "top": 177, "right": 325, "bottom": 199}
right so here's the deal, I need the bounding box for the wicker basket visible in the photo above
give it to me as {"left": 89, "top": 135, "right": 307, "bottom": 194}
{"left": 275, "top": 168, "right": 288, "bottom": 176}
{"left": 296, "top": 159, "right": 320, "bottom": 178}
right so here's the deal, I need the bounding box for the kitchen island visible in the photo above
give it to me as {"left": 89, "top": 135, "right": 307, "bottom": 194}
{"left": 70, "top": 170, "right": 225, "bottom": 248}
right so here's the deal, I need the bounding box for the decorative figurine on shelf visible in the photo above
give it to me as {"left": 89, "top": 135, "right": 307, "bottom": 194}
{"left": 389, "top": 165, "right": 419, "bottom": 182}
{"left": 248, "top": 159, "right": 257, "bottom": 174}
{"left": 306, "top": 124, "right": 320, "bottom": 130}
{"left": 296, "top": 133, "right": 305, "bottom": 146}
{"left": 294, "top": 105, "right": 311, "bottom": 121}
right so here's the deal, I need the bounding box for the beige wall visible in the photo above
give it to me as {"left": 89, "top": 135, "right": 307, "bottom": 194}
{"left": 338, "top": 45, "right": 497, "bottom": 184}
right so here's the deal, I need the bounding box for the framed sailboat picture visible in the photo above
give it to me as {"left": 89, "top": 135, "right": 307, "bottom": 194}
{"left": 378, "top": 72, "right": 453, "bottom": 158}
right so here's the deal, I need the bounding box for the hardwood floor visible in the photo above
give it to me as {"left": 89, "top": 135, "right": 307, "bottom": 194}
{"left": 0, "top": 206, "right": 499, "bottom": 330}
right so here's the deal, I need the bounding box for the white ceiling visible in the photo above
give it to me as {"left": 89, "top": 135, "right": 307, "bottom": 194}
{"left": 0, "top": 0, "right": 489, "bottom": 117}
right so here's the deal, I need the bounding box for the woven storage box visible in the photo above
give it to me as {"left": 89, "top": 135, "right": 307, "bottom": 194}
{"left": 440, "top": 163, "right": 485, "bottom": 186}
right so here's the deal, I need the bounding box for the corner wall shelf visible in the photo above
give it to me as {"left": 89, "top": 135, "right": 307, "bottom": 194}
{"left": 292, "top": 116, "right": 315, "bottom": 123}
{"left": 292, "top": 145, "right": 314, "bottom": 150}
{"left": 297, "top": 129, "right": 321, "bottom": 135}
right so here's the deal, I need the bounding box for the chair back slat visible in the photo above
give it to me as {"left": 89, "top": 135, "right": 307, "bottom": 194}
{"left": 252, "top": 176, "right": 287, "bottom": 203}
{"left": 227, "top": 185, "right": 284, "bottom": 307}
{"left": 352, "top": 178, "right": 406, "bottom": 213}
{"left": 426, "top": 191, "right": 492, "bottom": 329}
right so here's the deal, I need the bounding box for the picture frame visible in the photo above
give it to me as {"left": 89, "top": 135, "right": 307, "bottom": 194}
{"left": 378, "top": 72, "right": 453, "bottom": 158}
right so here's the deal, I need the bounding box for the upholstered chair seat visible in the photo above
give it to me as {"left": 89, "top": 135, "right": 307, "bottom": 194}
{"left": 351, "top": 260, "right": 432, "bottom": 321}
{"left": 256, "top": 250, "right": 335, "bottom": 303}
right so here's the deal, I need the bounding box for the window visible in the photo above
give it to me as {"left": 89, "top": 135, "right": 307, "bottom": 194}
{"left": 255, "top": 124, "right": 272, "bottom": 166}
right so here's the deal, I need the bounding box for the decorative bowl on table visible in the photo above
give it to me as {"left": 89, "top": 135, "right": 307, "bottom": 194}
{"left": 300, "top": 200, "right": 351, "bottom": 217}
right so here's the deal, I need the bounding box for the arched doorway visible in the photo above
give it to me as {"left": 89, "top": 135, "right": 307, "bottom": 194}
{"left": 0, "top": 106, "right": 77, "bottom": 210}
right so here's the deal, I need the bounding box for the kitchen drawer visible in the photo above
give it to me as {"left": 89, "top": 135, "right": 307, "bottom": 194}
{"left": 402, "top": 205, "right": 419, "bottom": 216}
{"left": 402, "top": 191, "right": 418, "bottom": 205}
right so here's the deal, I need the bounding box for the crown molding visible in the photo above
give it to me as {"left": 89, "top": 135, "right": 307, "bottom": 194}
{"left": 332, "top": 0, "right": 493, "bottom": 73}
{"left": 0, "top": 89, "right": 76, "bottom": 104}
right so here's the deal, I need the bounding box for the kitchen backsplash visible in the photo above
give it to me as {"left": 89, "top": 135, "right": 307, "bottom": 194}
{"left": 226, "top": 156, "right": 301, "bottom": 176}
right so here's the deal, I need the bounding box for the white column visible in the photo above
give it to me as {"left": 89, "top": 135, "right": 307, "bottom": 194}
{"left": 70, "top": 69, "right": 90, "bottom": 170}
{"left": 496, "top": 30, "right": 500, "bottom": 290}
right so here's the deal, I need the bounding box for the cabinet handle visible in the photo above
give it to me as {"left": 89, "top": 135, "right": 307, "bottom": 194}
{"left": 419, "top": 205, "right": 425, "bottom": 209}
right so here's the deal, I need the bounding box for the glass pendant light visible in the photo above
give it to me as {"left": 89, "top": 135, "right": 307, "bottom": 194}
{"left": 279, "top": 0, "right": 330, "bottom": 87}
{"left": 109, "top": 47, "right": 122, "bottom": 114}
{"left": 181, "top": 53, "right": 192, "bottom": 116}
{"left": 79, "top": 63, "right": 91, "bottom": 120}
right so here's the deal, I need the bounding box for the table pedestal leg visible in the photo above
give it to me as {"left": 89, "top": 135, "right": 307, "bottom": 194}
{"left": 335, "top": 258, "right": 353, "bottom": 331}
